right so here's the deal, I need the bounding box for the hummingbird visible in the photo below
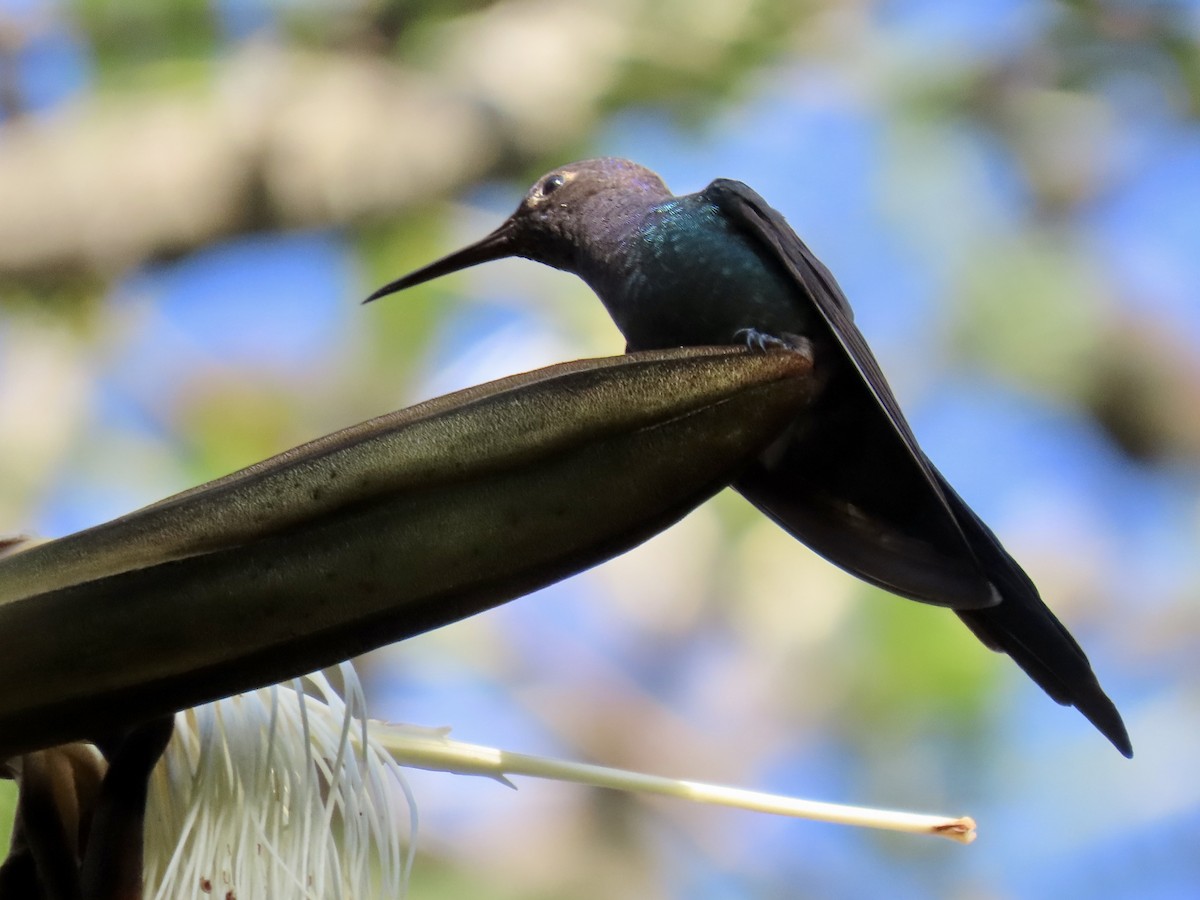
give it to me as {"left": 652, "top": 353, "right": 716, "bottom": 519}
{"left": 366, "top": 157, "right": 1132, "bottom": 757}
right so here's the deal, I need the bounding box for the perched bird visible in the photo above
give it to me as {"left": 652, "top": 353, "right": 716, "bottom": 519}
{"left": 367, "top": 157, "right": 1132, "bottom": 757}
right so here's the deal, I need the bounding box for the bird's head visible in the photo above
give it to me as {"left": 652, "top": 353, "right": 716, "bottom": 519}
{"left": 364, "top": 158, "right": 671, "bottom": 301}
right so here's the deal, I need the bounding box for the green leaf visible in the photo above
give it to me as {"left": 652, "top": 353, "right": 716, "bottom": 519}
{"left": 0, "top": 346, "right": 816, "bottom": 759}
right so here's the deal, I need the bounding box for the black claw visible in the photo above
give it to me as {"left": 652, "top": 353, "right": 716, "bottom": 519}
{"left": 734, "top": 328, "right": 812, "bottom": 360}
{"left": 735, "top": 327, "right": 787, "bottom": 352}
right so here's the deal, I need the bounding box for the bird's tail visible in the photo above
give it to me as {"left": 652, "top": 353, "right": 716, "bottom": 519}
{"left": 940, "top": 479, "right": 1133, "bottom": 757}
{"left": 734, "top": 427, "right": 1132, "bottom": 756}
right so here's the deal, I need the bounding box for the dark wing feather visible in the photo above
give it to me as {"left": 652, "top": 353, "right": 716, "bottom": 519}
{"left": 707, "top": 179, "right": 1131, "bottom": 756}
{"left": 707, "top": 178, "right": 995, "bottom": 609}
{"left": 706, "top": 180, "right": 937, "bottom": 483}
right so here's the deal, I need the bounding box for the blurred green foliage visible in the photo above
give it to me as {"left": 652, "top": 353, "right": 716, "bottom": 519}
{"left": 0, "top": 780, "right": 13, "bottom": 853}
{"left": 1, "top": 0, "right": 1197, "bottom": 897}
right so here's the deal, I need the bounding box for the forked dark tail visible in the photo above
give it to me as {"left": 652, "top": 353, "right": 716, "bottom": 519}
{"left": 941, "top": 478, "right": 1132, "bottom": 757}
{"left": 734, "top": 405, "right": 1132, "bottom": 757}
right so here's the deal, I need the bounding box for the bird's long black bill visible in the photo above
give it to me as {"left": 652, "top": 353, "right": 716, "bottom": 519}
{"left": 363, "top": 220, "right": 518, "bottom": 303}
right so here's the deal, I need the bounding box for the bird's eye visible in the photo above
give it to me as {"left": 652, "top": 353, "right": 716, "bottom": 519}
{"left": 539, "top": 173, "right": 566, "bottom": 198}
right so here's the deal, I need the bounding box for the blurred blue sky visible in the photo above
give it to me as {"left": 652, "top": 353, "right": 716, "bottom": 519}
{"left": 3, "top": 1, "right": 1199, "bottom": 898}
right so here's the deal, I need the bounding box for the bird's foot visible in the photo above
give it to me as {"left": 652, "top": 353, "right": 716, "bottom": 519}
{"left": 735, "top": 328, "right": 814, "bottom": 361}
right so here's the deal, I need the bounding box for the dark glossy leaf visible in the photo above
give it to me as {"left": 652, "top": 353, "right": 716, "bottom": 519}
{"left": 0, "top": 347, "right": 816, "bottom": 759}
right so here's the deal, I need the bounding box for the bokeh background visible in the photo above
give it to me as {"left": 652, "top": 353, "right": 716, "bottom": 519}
{"left": 1, "top": 0, "right": 1198, "bottom": 897}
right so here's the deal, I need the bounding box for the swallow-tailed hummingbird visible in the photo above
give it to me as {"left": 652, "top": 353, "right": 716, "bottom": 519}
{"left": 366, "top": 157, "right": 1131, "bottom": 757}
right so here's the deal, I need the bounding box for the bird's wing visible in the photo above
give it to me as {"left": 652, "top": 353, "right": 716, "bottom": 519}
{"left": 706, "top": 180, "right": 945, "bottom": 493}
{"left": 708, "top": 179, "right": 1132, "bottom": 756}
{"left": 706, "top": 179, "right": 984, "bottom": 583}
